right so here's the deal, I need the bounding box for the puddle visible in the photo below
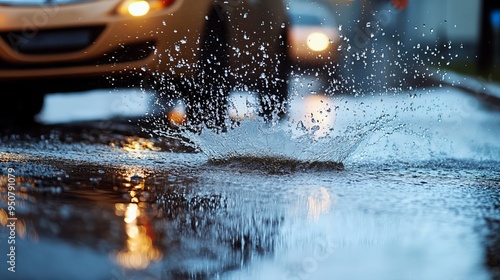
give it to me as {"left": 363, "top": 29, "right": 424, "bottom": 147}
{"left": 207, "top": 156, "right": 344, "bottom": 174}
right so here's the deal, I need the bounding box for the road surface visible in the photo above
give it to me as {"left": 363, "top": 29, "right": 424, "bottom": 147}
{"left": 0, "top": 78, "right": 499, "bottom": 280}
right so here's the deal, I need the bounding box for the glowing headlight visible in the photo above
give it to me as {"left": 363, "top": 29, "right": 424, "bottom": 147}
{"left": 117, "top": 0, "right": 175, "bottom": 17}
{"left": 306, "top": 32, "right": 330, "bottom": 52}
{"left": 127, "top": 1, "right": 150, "bottom": 16}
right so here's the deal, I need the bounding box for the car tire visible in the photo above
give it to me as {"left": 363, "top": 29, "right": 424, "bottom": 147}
{"left": 184, "top": 9, "right": 230, "bottom": 132}
{"left": 0, "top": 87, "right": 44, "bottom": 124}
{"left": 259, "top": 28, "right": 290, "bottom": 122}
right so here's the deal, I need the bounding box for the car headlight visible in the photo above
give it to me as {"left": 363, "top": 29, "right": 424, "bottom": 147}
{"left": 306, "top": 32, "right": 330, "bottom": 52}
{"left": 117, "top": 0, "right": 175, "bottom": 17}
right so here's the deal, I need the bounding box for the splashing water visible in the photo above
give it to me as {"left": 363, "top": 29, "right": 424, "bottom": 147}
{"left": 151, "top": 90, "right": 396, "bottom": 166}
{"left": 182, "top": 118, "right": 387, "bottom": 164}
{"left": 136, "top": 2, "right": 473, "bottom": 167}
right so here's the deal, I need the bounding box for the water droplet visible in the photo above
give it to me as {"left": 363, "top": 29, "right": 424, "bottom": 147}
{"left": 243, "top": 12, "right": 248, "bottom": 19}
{"left": 311, "top": 125, "right": 320, "bottom": 134}
{"left": 296, "top": 121, "right": 306, "bottom": 131}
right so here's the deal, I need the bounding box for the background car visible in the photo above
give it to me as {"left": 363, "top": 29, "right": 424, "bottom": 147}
{"left": 0, "top": 0, "right": 290, "bottom": 126}
{"left": 287, "top": 1, "right": 341, "bottom": 73}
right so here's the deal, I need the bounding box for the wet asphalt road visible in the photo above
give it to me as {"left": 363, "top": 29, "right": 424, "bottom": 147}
{"left": 0, "top": 80, "right": 500, "bottom": 280}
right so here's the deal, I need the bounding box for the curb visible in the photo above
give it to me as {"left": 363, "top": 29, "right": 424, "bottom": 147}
{"left": 422, "top": 67, "right": 500, "bottom": 107}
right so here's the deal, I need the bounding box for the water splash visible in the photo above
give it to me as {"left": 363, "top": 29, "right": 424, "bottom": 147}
{"left": 150, "top": 90, "right": 395, "bottom": 168}
{"left": 135, "top": 2, "right": 456, "bottom": 167}
{"left": 180, "top": 119, "right": 378, "bottom": 163}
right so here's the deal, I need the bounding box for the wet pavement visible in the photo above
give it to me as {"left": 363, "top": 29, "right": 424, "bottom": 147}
{"left": 1, "top": 80, "right": 499, "bottom": 280}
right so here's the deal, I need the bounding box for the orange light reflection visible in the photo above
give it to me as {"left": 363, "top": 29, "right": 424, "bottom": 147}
{"left": 114, "top": 169, "right": 162, "bottom": 270}
{"left": 114, "top": 137, "right": 161, "bottom": 152}
{"left": 0, "top": 176, "right": 35, "bottom": 241}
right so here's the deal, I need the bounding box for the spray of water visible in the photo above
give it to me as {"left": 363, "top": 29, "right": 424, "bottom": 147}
{"left": 131, "top": 1, "right": 470, "bottom": 168}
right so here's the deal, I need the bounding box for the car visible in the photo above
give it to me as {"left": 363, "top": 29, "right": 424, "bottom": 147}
{"left": 0, "top": 0, "right": 290, "bottom": 127}
{"left": 287, "top": 1, "right": 341, "bottom": 73}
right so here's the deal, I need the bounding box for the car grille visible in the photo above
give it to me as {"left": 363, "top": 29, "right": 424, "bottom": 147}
{"left": 1, "top": 26, "right": 105, "bottom": 55}
{"left": 0, "top": 41, "right": 156, "bottom": 70}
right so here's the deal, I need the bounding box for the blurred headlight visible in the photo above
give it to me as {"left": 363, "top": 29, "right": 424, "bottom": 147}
{"left": 307, "top": 32, "right": 330, "bottom": 52}
{"left": 128, "top": 1, "right": 150, "bottom": 16}
{"left": 117, "top": 0, "right": 174, "bottom": 17}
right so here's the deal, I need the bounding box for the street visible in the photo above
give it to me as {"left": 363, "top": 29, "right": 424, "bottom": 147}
{"left": 1, "top": 0, "right": 500, "bottom": 278}
{"left": 1, "top": 76, "right": 499, "bottom": 279}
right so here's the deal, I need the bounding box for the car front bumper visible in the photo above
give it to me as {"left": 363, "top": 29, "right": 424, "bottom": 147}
{"left": 0, "top": 0, "right": 208, "bottom": 81}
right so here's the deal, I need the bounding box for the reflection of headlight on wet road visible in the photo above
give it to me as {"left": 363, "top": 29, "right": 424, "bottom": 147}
{"left": 307, "top": 32, "right": 330, "bottom": 52}
{"left": 308, "top": 187, "right": 332, "bottom": 222}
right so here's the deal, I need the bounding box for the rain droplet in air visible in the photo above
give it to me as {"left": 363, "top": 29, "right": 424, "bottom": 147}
{"left": 296, "top": 121, "right": 307, "bottom": 131}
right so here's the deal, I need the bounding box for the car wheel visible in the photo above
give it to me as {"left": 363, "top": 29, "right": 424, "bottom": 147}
{"left": 184, "top": 9, "right": 230, "bottom": 132}
{"left": 0, "top": 87, "right": 45, "bottom": 124}
{"left": 259, "top": 28, "right": 290, "bottom": 122}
